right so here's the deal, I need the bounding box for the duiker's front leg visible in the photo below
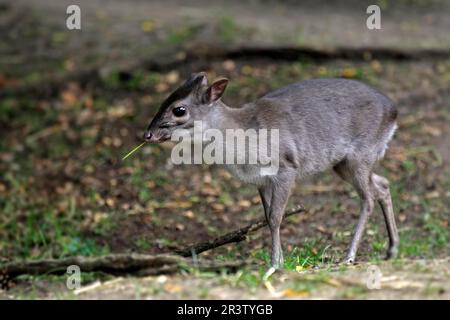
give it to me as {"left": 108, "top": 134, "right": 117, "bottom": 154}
{"left": 263, "top": 172, "right": 295, "bottom": 271}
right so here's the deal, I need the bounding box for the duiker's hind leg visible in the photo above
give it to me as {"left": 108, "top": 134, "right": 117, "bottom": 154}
{"left": 371, "top": 173, "right": 399, "bottom": 259}
{"left": 334, "top": 160, "right": 375, "bottom": 264}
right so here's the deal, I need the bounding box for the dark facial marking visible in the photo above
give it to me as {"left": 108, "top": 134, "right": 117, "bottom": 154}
{"left": 147, "top": 74, "right": 204, "bottom": 130}
{"left": 161, "top": 74, "right": 203, "bottom": 110}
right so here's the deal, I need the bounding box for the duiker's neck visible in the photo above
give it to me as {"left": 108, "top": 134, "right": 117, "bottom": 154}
{"left": 207, "top": 101, "right": 255, "bottom": 130}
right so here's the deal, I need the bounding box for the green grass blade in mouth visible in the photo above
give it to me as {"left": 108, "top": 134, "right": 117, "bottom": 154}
{"left": 122, "top": 142, "right": 146, "bottom": 160}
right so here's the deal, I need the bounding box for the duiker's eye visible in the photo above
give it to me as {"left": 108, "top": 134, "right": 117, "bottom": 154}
{"left": 172, "top": 106, "right": 186, "bottom": 117}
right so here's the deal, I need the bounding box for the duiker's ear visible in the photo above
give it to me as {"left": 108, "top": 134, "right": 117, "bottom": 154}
{"left": 205, "top": 78, "right": 228, "bottom": 103}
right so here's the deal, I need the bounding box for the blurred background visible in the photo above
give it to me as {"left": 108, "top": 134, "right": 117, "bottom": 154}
{"left": 0, "top": 0, "right": 449, "bottom": 298}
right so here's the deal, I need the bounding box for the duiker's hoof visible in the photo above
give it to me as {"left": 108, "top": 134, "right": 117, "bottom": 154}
{"left": 385, "top": 247, "right": 398, "bottom": 260}
{"left": 262, "top": 267, "right": 278, "bottom": 281}
{"left": 344, "top": 257, "right": 356, "bottom": 265}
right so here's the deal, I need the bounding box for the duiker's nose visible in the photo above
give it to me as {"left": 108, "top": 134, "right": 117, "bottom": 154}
{"left": 144, "top": 131, "right": 153, "bottom": 141}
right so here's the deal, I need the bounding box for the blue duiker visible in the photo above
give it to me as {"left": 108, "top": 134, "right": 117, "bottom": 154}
{"left": 144, "top": 72, "right": 399, "bottom": 276}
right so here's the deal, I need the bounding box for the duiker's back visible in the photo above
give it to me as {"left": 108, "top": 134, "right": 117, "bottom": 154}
{"left": 253, "top": 78, "right": 397, "bottom": 176}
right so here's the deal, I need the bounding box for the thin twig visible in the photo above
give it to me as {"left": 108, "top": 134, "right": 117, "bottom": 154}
{"left": 175, "top": 205, "right": 305, "bottom": 257}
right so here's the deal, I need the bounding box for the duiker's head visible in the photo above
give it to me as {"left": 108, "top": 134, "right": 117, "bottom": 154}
{"left": 143, "top": 72, "right": 228, "bottom": 143}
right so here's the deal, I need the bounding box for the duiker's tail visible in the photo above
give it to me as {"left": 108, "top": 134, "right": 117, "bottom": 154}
{"left": 376, "top": 122, "right": 397, "bottom": 160}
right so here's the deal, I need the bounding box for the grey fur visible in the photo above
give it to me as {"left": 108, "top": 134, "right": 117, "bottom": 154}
{"left": 145, "top": 74, "right": 399, "bottom": 269}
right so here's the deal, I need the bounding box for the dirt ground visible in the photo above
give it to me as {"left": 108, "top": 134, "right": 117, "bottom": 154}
{"left": 0, "top": 0, "right": 449, "bottom": 299}
{"left": 2, "top": 259, "right": 449, "bottom": 299}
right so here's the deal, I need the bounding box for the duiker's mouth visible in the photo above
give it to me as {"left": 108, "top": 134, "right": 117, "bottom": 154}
{"left": 143, "top": 130, "right": 170, "bottom": 143}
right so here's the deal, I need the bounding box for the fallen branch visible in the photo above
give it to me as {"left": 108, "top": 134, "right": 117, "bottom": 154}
{"left": 175, "top": 204, "right": 305, "bottom": 257}
{"left": 0, "top": 253, "right": 245, "bottom": 279}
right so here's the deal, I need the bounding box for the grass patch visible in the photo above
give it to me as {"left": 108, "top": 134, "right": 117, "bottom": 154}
{"left": 284, "top": 242, "right": 333, "bottom": 270}
{"left": 399, "top": 205, "right": 449, "bottom": 258}
{"left": 251, "top": 240, "right": 333, "bottom": 271}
